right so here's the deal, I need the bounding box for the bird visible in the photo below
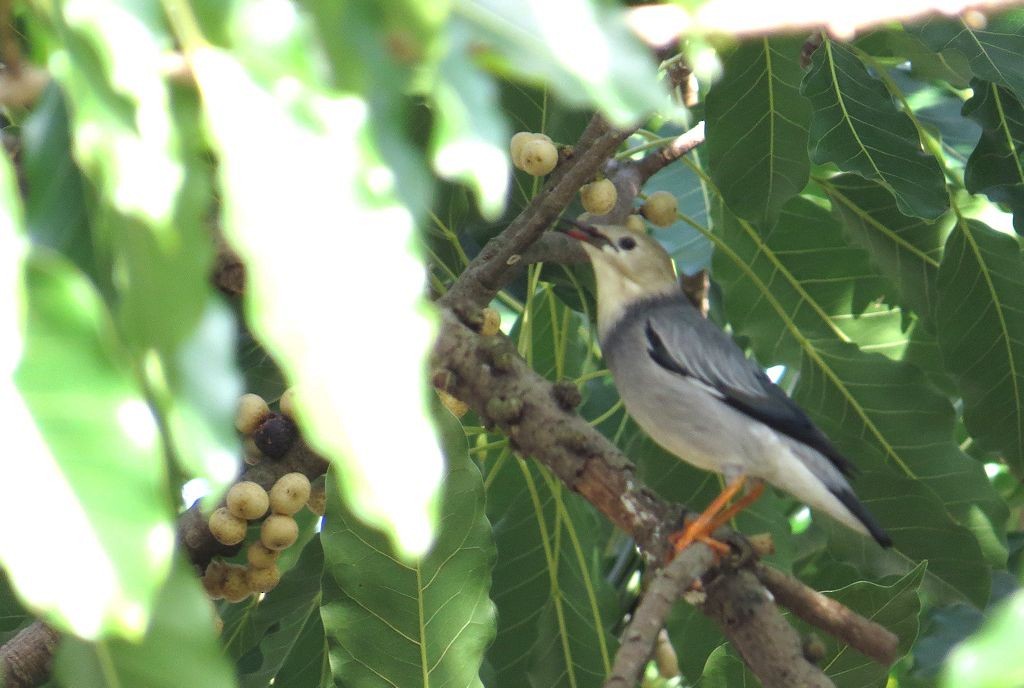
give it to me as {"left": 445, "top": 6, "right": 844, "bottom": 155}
{"left": 561, "top": 220, "right": 892, "bottom": 551}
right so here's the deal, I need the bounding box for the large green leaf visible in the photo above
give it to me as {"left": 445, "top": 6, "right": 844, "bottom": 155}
{"left": 942, "top": 588, "right": 1024, "bottom": 688}
{"left": 802, "top": 39, "right": 947, "bottom": 220}
{"left": 705, "top": 37, "right": 811, "bottom": 224}
{"left": 822, "top": 174, "right": 950, "bottom": 321}
{"left": 52, "top": 558, "right": 235, "bottom": 688}
{"left": 321, "top": 406, "right": 495, "bottom": 687}
{"left": 913, "top": 12, "right": 1024, "bottom": 104}
{"left": 451, "top": 0, "right": 665, "bottom": 127}
{"left": 483, "top": 457, "right": 618, "bottom": 688}
{"left": 10, "top": 251, "right": 172, "bottom": 637}
{"left": 817, "top": 561, "right": 925, "bottom": 686}
{"left": 935, "top": 219, "right": 1024, "bottom": 475}
{"left": 711, "top": 197, "right": 1004, "bottom": 605}
{"left": 189, "top": 40, "right": 444, "bottom": 554}
{"left": 962, "top": 81, "right": 1024, "bottom": 231}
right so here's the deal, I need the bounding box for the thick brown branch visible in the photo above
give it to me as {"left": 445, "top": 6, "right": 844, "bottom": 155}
{"left": 702, "top": 569, "right": 834, "bottom": 688}
{"left": 755, "top": 563, "right": 900, "bottom": 666}
{"left": 604, "top": 546, "right": 715, "bottom": 688}
{"left": 0, "top": 621, "right": 59, "bottom": 688}
{"left": 635, "top": 121, "right": 706, "bottom": 182}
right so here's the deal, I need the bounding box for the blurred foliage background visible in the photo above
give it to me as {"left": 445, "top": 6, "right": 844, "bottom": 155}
{"left": 3, "top": 1, "right": 1024, "bottom": 687}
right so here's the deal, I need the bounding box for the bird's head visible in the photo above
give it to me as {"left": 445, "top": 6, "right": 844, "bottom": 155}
{"left": 559, "top": 221, "right": 678, "bottom": 337}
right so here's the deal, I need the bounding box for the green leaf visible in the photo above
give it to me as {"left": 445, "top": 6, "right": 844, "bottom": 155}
{"left": 962, "top": 81, "right": 1024, "bottom": 225}
{"left": 190, "top": 43, "right": 444, "bottom": 555}
{"left": 509, "top": 284, "right": 592, "bottom": 381}
{"left": 452, "top": 0, "right": 665, "bottom": 127}
{"left": 321, "top": 405, "right": 495, "bottom": 687}
{"left": 822, "top": 174, "right": 950, "bottom": 321}
{"left": 706, "top": 37, "right": 811, "bottom": 224}
{"left": 483, "top": 458, "right": 618, "bottom": 687}
{"left": 801, "top": 39, "right": 947, "bottom": 220}
{"left": 942, "top": 589, "right": 1024, "bottom": 688}
{"left": 913, "top": 12, "right": 1024, "bottom": 104}
{"left": 232, "top": 538, "right": 325, "bottom": 687}
{"left": 10, "top": 250, "right": 172, "bottom": 637}
{"left": 19, "top": 84, "right": 96, "bottom": 278}
{"left": 818, "top": 562, "right": 926, "bottom": 686}
{"left": 711, "top": 198, "right": 1005, "bottom": 604}
{"left": 698, "top": 645, "right": 756, "bottom": 687}
{"left": 52, "top": 558, "right": 235, "bottom": 688}
{"left": 42, "top": 0, "right": 213, "bottom": 351}
{"left": 936, "top": 219, "right": 1024, "bottom": 475}
{"left": 430, "top": 19, "right": 509, "bottom": 220}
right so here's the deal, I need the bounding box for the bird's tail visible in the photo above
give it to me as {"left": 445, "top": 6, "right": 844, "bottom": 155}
{"left": 828, "top": 485, "right": 893, "bottom": 548}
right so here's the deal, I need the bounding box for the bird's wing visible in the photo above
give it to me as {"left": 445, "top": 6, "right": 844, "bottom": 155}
{"left": 642, "top": 299, "right": 855, "bottom": 477}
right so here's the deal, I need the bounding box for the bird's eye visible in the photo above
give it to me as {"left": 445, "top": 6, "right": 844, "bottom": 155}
{"left": 618, "top": 236, "right": 637, "bottom": 250}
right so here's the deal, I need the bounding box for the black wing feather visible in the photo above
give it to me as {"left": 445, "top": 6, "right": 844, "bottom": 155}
{"left": 643, "top": 319, "right": 856, "bottom": 477}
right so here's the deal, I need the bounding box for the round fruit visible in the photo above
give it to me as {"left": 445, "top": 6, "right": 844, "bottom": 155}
{"left": 625, "top": 214, "right": 646, "bottom": 234}
{"left": 580, "top": 179, "right": 617, "bottom": 215}
{"left": 208, "top": 507, "right": 247, "bottom": 546}
{"left": 242, "top": 436, "right": 262, "bottom": 465}
{"left": 235, "top": 393, "right": 271, "bottom": 435}
{"left": 510, "top": 131, "right": 534, "bottom": 169}
{"left": 270, "top": 473, "right": 311, "bottom": 516}
{"left": 252, "top": 414, "right": 297, "bottom": 459}
{"left": 246, "top": 565, "right": 282, "bottom": 593}
{"left": 519, "top": 138, "right": 558, "bottom": 176}
{"left": 226, "top": 481, "right": 270, "bottom": 520}
{"left": 279, "top": 387, "right": 297, "bottom": 419}
{"left": 261, "top": 514, "right": 299, "bottom": 550}
{"left": 246, "top": 541, "right": 280, "bottom": 569}
{"left": 202, "top": 560, "right": 228, "bottom": 600}
{"left": 641, "top": 191, "right": 678, "bottom": 227}
{"left": 221, "top": 563, "right": 251, "bottom": 603}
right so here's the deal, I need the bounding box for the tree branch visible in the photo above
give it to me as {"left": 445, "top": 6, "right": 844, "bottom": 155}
{"left": 0, "top": 622, "right": 58, "bottom": 688}
{"left": 702, "top": 569, "right": 834, "bottom": 688}
{"left": 604, "top": 546, "right": 715, "bottom": 688}
{"left": 755, "top": 563, "right": 900, "bottom": 665}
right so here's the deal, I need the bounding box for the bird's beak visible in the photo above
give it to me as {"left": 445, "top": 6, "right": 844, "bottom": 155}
{"left": 556, "top": 218, "right": 613, "bottom": 250}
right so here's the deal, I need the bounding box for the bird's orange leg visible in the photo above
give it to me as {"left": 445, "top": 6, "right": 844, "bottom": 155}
{"left": 706, "top": 481, "right": 765, "bottom": 533}
{"left": 668, "top": 475, "right": 749, "bottom": 556}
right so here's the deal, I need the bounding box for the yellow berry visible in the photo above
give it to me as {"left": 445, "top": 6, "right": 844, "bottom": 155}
{"left": 625, "top": 214, "right": 646, "bottom": 234}
{"left": 261, "top": 514, "right": 299, "bottom": 550}
{"left": 641, "top": 191, "right": 678, "bottom": 227}
{"left": 221, "top": 563, "right": 251, "bottom": 603}
{"left": 226, "top": 481, "right": 270, "bottom": 520}
{"left": 436, "top": 389, "right": 469, "bottom": 418}
{"left": 235, "top": 393, "right": 270, "bottom": 435}
{"left": 481, "top": 308, "right": 501, "bottom": 337}
{"left": 208, "top": 507, "right": 247, "bottom": 546}
{"left": 654, "top": 629, "right": 680, "bottom": 678}
{"left": 270, "top": 473, "right": 311, "bottom": 515}
{"left": 510, "top": 131, "right": 534, "bottom": 169}
{"left": 242, "top": 436, "right": 262, "bottom": 465}
{"left": 246, "top": 541, "right": 280, "bottom": 569}
{"left": 520, "top": 138, "right": 558, "bottom": 176}
{"left": 202, "top": 560, "right": 228, "bottom": 600}
{"left": 246, "top": 565, "right": 282, "bottom": 593}
{"left": 279, "top": 387, "right": 297, "bottom": 419}
{"left": 580, "top": 179, "right": 617, "bottom": 215}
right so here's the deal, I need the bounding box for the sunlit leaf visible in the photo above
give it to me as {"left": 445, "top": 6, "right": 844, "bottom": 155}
{"left": 452, "top": 0, "right": 666, "bottom": 127}
{"left": 190, "top": 44, "right": 444, "bottom": 555}
{"left": 943, "top": 589, "right": 1024, "bottom": 688}
{"left": 10, "top": 250, "right": 172, "bottom": 638}
{"left": 53, "top": 559, "right": 235, "bottom": 687}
